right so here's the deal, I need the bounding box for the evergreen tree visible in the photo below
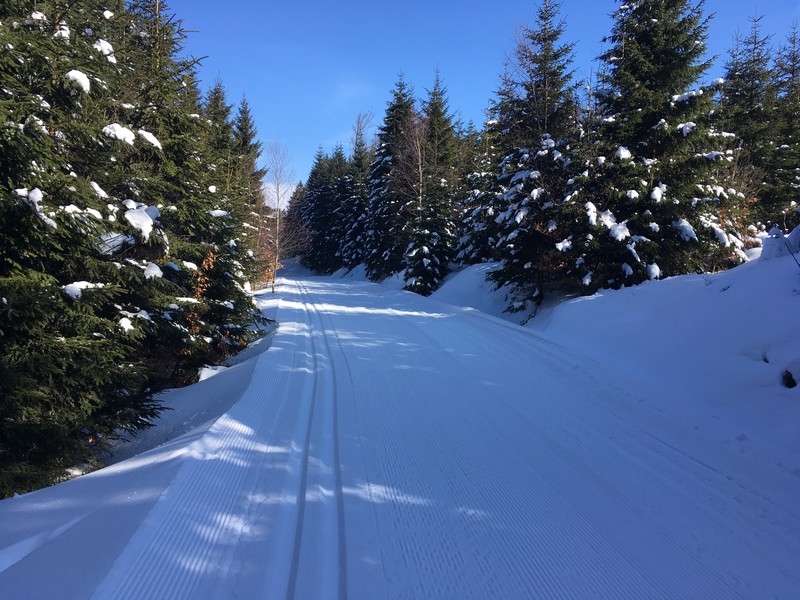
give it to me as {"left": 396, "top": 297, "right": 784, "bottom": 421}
{"left": 364, "top": 75, "right": 417, "bottom": 280}
{"left": 456, "top": 117, "right": 505, "bottom": 264}
{"left": 202, "top": 80, "right": 237, "bottom": 199}
{"left": 233, "top": 97, "right": 267, "bottom": 210}
{"left": 0, "top": 1, "right": 161, "bottom": 493}
{"left": 717, "top": 16, "right": 777, "bottom": 204}
{"left": 0, "top": 1, "right": 265, "bottom": 495}
{"left": 232, "top": 96, "right": 268, "bottom": 281}
{"left": 485, "top": 0, "right": 582, "bottom": 312}
{"left": 762, "top": 24, "right": 800, "bottom": 229}
{"left": 282, "top": 182, "right": 310, "bottom": 260}
{"left": 404, "top": 73, "right": 458, "bottom": 295}
{"left": 560, "top": 0, "right": 745, "bottom": 297}
{"left": 301, "top": 147, "right": 348, "bottom": 273}
{"left": 340, "top": 114, "right": 374, "bottom": 269}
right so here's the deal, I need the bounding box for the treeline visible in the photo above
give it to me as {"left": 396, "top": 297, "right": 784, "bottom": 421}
{"left": 0, "top": 1, "right": 272, "bottom": 495}
{"left": 290, "top": 0, "right": 800, "bottom": 309}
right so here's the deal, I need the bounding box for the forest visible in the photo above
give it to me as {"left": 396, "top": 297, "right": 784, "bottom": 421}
{"left": 290, "top": 0, "right": 799, "bottom": 308}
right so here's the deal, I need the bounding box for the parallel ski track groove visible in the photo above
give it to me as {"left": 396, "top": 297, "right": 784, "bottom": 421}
{"left": 93, "top": 294, "right": 318, "bottom": 600}
{"left": 287, "top": 280, "right": 347, "bottom": 600}
{"left": 93, "top": 343, "right": 301, "bottom": 599}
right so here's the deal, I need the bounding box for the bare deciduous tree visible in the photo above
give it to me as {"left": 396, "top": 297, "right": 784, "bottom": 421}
{"left": 395, "top": 115, "right": 428, "bottom": 218}
{"left": 262, "top": 141, "right": 294, "bottom": 291}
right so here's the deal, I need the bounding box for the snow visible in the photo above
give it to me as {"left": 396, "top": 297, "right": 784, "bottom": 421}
{"left": 102, "top": 124, "right": 135, "bottom": 145}
{"left": 143, "top": 263, "right": 162, "bottom": 280}
{"left": 92, "top": 39, "right": 116, "bottom": 63}
{"left": 609, "top": 221, "right": 630, "bottom": 241}
{"left": 62, "top": 281, "right": 104, "bottom": 299}
{"left": 103, "top": 10, "right": 114, "bottom": 19}
{"left": 677, "top": 121, "right": 696, "bottom": 136}
{"left": 671, "top": 88, "right": 703, "bottom": 103}
{"left": 651, "top": 183, "right": 666, "bottom": 202}
{"left": 555, "top": 237, "right": 572, "bottom": 251}
{"left": 615, "top": 146, "right": 631, "bottom": 160}
{"left": 137, "top": 129, "right": 162, "bottom": 150}
{"left": 585, "top": 202, "right": 597, "bottom": 225}
{"left": 64, "top": 70, "right": 90, "bottom": 93}
{"left": 90, "top": 181, "right": 108, "bottom": 198}
{"left": 672, "top": 218, "right": 698, "bottom": 242}
{"left": 646, "top": 262, "right": 662, "bottom": 279}
{"left": 99, "top": 232, "right": 132, "bottom": 254}
{"left": 17, "top": 187, "right": 57, "bottom": 229}
{"left": 209, "top": 209, "right": 230, "bottom": 218}
{"left": 124, "top": 208, "right": 154, "bottom": 240}
{"left": 118, "top": 317, "right": 134, "bottom": 332}
{"left": 761, "top": 226, "right": 800, "bottom": 260}
{"left": 1, "top": 252, "right": 799, "bottom": 598}
{"left": 53, "top": 24, "right": 70, "bottom": 40}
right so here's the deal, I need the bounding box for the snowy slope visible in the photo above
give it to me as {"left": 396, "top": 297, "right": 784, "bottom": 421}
{"left": 0, "top": 256, "right": 798, "bottom": 598}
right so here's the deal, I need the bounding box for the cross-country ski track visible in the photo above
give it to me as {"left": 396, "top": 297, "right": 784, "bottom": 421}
{"left": 1, "top": 274, "right": 798, "bottom": 599}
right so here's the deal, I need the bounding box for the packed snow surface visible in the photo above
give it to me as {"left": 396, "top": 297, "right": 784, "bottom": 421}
{"left": 0, "top": 254, "right": 798, "bottom": 599}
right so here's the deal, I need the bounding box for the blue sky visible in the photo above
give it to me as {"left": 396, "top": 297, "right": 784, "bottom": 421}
{"left": 168, "top": 0, "right": 800, "bottom": 183}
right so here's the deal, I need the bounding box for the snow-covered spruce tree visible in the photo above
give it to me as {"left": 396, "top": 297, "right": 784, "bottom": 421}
{"left": 0, "top": 1, "right": 161, "bottom": 494}
{"left": 403, "top": 73, "right": 458, "bottom": 296}
{"left": 716, "top": 16, "right": 777, "bottom": 206}
{"left": 762, "top": 24, "right": 800, "bottom": 230}
{"left": 232, "top": 97, "right": 269, "bottom": 281}
{"left": 456, "top": 117, "right": 505, "bottom": 264}
{"left": 119, "top": 1, "right": 263, "bottom": 380}
{"left": 301, "top": 147, "right": 349, "bottom": 273}
{"left": 559, "top": 0, "right": 745, "bottom": 296}
{"left": 364, "top": 75, "right": 417, "bottom": 281}
{"left": 340, "top": 113, "right": 374, "bottom": 270}
{"left": 484, "top": 0, "right": 581, "bottom": 313}
{"left": 282, "top": 182, "right": 310, "bottom": 260}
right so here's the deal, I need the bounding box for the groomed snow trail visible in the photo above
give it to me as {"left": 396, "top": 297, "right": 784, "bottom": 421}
{"left": 1, "top": 276, "right": 798, "bottom": 599}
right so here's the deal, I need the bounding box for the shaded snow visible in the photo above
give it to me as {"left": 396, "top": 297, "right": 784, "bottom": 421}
{"left": 137, "top": 129, "right": 162, "bottom": 150}
{"left": 63, "top": 281, "right": 104, "bottom": 299}
{"left": 124, "top": 208, "right": 154, "bottom": 240}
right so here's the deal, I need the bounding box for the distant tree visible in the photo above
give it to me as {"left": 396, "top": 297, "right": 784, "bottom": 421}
{"left": 301, "top": 147, "right": 349, "bottom": 273}
{"left": 232, "top": 96, "right": 268, "bottom": 284}
{"left": 282, "top": 182, "right": 310, "bottom": 260}
{"left": 717, "top": 16, "right": 777, "bottom": 205}
{"left": 340, "top": 113, "right": 375, "bottom": 270}
{"left": 262, "top": 142, "right": 295, "bottom": 290}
